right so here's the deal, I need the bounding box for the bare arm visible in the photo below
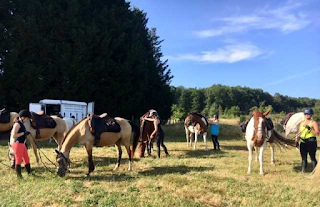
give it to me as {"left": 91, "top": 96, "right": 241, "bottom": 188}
{"left": 150, "top": 119, "right": 159, "bottom": 139}
{"left": 11, "top": 123, "right": 24, "bottom": 138}
{"left": 143, "top": 117, "right": 156, "bottom": 122}
{"left": 312, "top": 121, "right": 319, "bottom": 136}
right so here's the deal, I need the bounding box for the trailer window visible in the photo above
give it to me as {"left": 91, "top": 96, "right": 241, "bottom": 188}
{"left": 46, "top": 104, "right": 61, "bottom": 116}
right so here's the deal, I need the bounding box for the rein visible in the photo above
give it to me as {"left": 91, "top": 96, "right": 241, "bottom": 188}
{"left": 28, "top": 134, "right": 58, "bottom": 174}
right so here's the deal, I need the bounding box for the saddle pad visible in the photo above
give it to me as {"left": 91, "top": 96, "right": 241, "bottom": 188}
{"left": 90, "top": 116, "right": 121, "bottom": 146}
{"left": 0, "top": 110, "right": 10, "bottom": 123}
{"left": 280, "top": 112, "right": 294, "bottom": 125}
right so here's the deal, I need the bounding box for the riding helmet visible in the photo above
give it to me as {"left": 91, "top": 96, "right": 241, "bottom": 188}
{"left": 213, "top": 114, "right": 219, "bottom": 119}
{"left": 19, "top": 109, "right": 31, "bottom": 118}
{"left": 304, "top": 108, "right": 313, "bottom": 115}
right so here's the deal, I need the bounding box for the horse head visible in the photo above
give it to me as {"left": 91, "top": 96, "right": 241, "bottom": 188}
{"left": 55, "top": 149, "right": 70, "bottom": 177}
{"left": 252, "top": 110, "right": 270, "bottom": 147}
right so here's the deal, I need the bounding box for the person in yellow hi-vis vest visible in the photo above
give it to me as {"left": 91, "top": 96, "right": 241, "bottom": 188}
{"left": 296, "top": 109, "right": 319, "bottom": 172}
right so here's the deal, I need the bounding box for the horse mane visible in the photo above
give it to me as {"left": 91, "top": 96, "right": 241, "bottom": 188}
{"left": 252, "top": 111, "right": 265, "bottom": 147}
{"left": 62, "top": 117, "right": 87, "bottom": 144}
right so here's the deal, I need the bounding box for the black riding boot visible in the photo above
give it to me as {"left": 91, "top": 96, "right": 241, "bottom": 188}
{"left": 312, "top": 161, "right": 317, "bottom": 171}
{"left": 15, "top": 165, "right": 23, "bottom": 179}
{"left": 301, "top": 160, "right": 308, "bottom": 172}
{"left": 25, "top": 163, "right": 32, "bottom": 174}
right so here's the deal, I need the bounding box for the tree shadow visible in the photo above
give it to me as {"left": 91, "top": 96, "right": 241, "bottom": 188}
{"left": 138, "top": 165, "right": 215, "bottom": 176}
{"left": 184, "top": 149, "right": 227, "bottom": 158}
{"left": 223, "top": 145, "right": 248, "bottom": 151}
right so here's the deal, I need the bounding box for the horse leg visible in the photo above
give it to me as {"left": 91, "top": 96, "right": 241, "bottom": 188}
{"left": 27, "top": 135, "right": 39, "bottom": 165}
{"left": 254, "top": 146, "right": 259, "bottom": 162}
{"left": 85, "top": 143, "right": 95, "bottom": 176}
{"left": 270, "top": 143, "right": 275, "bottom": 165}
{"left": 194, "top": 132, "right": 198, "bottom": 150}
{"left": 259, "top": 142, "right": 266, "bottom": 175}
{"left": 185, "top": 127, "right": 190, "bottom": 147}
{"left": 113, "top": 142, "right": 122, "bottom": 171}
{"left": 247, "top": 142, "right": 253, "bottom": 174}
{"left": 203, "top": 132, "right": 208, "bottom": 150}
{"left": 124, "top": 143, "right": 132, "bottom": 171}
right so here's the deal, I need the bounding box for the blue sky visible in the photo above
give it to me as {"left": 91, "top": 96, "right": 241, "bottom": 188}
{"left": 128, "top": 0, "right": 320, "bottom": 99}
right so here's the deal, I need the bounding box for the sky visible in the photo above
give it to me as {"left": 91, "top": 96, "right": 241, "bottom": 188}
{"left": 128, "top": 0, "right": 320, "bottom": 99}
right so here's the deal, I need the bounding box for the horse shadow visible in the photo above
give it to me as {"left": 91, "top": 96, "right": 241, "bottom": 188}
{"left": 138, "top": 165, "right": 215, "bottom": 176}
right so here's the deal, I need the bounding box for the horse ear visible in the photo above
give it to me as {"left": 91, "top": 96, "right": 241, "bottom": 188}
{"left": 55, "top": 149, "right": 60, "bottom": 154}
{"left": 263, "top": 110, "right": 271, "bottom": 116}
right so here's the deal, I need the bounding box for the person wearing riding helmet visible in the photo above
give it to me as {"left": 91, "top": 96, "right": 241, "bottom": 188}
{"left": 297, "top": 108, "right": 319, "bottom": 172}
{"left": 142, "top": 110, "right": 169, "bottom": 158}
{"left": 10, "top": 109, "right": 32, "bottom": 178}
{"left": 210, "top": 114, "right": 220, "bottom": 150}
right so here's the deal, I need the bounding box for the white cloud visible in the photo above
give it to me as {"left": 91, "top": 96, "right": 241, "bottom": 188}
{"left": 194, "top": 0, "right": 311, "bottom": 38}
{"left": 167, "top": 43, "right": 262, "bottom": 63}
{"left": 263, "top": 68, "right": 320, "bottom": 87}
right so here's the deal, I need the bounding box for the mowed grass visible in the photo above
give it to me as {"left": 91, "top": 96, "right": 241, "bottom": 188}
{"left": 0, "top": 121, "right": 320, "bottom": 207}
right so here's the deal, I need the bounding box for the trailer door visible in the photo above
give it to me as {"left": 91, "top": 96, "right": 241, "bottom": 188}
{"left": 87, "top": 102, "right": 94, "bottom": 114}
{"left": 29, "top": 103, "right": 42, "bottom": 113}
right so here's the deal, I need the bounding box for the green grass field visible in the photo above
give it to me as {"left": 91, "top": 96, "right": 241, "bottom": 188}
{"left": 0, "top": 121, "right": 319, "bottom": 207}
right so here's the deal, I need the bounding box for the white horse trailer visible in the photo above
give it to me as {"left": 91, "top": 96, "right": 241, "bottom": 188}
{"left": 29, "top": 99, "right": 94, "bottom": 122}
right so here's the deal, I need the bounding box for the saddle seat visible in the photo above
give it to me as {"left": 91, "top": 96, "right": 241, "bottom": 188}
{"left": 31, "top": 112, "right": 57, "bottom": 138}
{"left": 88, "top": 113, "right": 121, "bottom": 146}
{"left": 0, "top": 108, "right": 10, "bottom": 123}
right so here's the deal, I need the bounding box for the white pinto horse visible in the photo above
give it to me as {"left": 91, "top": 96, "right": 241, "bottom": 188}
{"left": 184, "top": 112, "right": 208, "bottom": 150}
{"left": 282, "top": 112, "right": 304, "bottom": 137}
{"left": 246, "top": 111, "right": 296, "bottom": 175}
{"left": 63, "top": 117, "right": 77, "bottom": 132}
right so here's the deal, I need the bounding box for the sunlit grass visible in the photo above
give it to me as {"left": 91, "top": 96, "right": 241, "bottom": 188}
{"left": 0, "top": 121, "right": 319, "bottom": 207}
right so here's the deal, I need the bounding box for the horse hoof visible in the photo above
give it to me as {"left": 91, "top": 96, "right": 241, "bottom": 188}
{"left": 271, "top": 162, "right": 275, "bottom": 166}
{"left": 259, "top": 172, "right": 265, "bottom": 175}
{"left": 247, "top": 171, "right": 251, "bottom": 174}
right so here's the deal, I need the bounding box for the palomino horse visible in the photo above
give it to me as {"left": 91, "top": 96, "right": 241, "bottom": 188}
{"left": 281, "top": 112, "right": 304, "bottom": 137}
{"left": 9, "top": 115, "right": 67, "bottom": 166}
{"left": 55, "top": 115, "right": 140, "bottom": 177}
{"left": 184, "top": 112, "right": 209, "bottom": 150}
{"left": 246, "top": 111, "right": 296, "bottom": 175}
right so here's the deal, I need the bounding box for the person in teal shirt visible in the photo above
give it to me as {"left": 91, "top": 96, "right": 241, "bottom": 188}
{"left": 210, "top": 114, "right": 220, "bottom": 150}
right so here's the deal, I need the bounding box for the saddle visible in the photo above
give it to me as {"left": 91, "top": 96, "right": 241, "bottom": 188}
{"left": 31, "top": 112, "right": 57, "bottom": 138}
{"left": 280, "top": 112, "right": 294, "bottom": 126}
{"left": 0, "top": 108, "right": 10, "bottom": 123}
{"left": 88, "top": 113, "right": 121, "bottom": 146}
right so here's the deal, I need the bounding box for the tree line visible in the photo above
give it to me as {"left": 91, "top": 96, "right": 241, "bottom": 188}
{"left": 170, "top": 85, "right": 320, "bottom": 121}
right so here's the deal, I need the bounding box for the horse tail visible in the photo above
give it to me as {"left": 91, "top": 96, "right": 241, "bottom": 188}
{"left": 128, "top": 120, "right": 140, "bottom": 158}
{"left": 271, "top": 130, "right": 296, "bottom": 147}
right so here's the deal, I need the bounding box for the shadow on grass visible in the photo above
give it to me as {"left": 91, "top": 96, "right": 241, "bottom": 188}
{"left": 184, "top": 149, "right": 227, "bottom": 158}
{"left": 222, "top": 145, "right": 248, "bottom": 151}
{"left": 138, "top": 165, "right": 215, "bottom": 176}
{"left": 292, "top": 164, "right": 315, "bottom": 173}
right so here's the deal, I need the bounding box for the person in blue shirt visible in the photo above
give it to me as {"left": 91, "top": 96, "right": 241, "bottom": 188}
{"left": 210, "top": 114, "right": 220, "bottom": 150}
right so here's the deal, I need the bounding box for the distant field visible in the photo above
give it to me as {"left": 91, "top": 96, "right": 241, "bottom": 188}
{"left": 0, "top": 121, "right": 319, "bottom": 207}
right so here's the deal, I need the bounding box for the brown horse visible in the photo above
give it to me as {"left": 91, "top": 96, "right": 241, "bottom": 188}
{"left": 55, "top": 116, "right": 140, "bottom": 177}
{"left": 9, "top": 116, "right": 67, "bottom": 165}
{"left": 184, "top": 112, "right": 209, "bottom": 150}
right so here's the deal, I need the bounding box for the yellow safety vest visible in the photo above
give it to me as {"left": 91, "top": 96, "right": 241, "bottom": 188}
{"left": 300, "top": 120, "right": 316, "bottom": 142}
